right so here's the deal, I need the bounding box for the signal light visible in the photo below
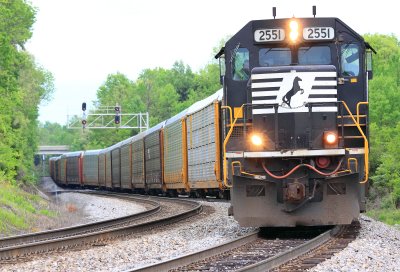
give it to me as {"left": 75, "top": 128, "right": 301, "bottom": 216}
{"left": 115, "top": 106, "right": 120, "bottom": 112}
{"left": 115, "top": 115, "right": 120, "bottom": 124}
{"left": 81, "top": 120, "right": 87, "bottom": 125}
{"left": 323, "top": 131, "right": 338, "bottom": 148}
{"left": 82, "top": 102, "right": 86, "bottom": 111}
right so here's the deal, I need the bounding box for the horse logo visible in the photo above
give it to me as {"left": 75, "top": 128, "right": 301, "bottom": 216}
{"left": 282, "top": 76, "right": 304, "bottom": 108}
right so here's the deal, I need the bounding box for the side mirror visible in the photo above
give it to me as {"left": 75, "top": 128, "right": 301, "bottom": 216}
{"left": 366, "top": 50, "right": 373, "bottom": 80}
{"left": 219, "top": 55, "right": 226, "bottom": 85}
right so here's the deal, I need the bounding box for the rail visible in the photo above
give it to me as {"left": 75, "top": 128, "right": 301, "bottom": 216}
{"left": 0, "top": 191, "right": 202, "bottom": 262}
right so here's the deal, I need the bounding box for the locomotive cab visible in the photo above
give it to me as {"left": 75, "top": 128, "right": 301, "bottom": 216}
{"left": 217, "top": 11, "right": 374, "bottom": 227}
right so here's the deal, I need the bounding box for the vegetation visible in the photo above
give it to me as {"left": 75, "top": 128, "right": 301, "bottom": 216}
{"left": 0, "top": 0, "right": 54, "bottom": 234}
{"left": 0, "top": 181, "right": 55, "bottom": 234}
{"left": 0, "top": 0, "right": 54, "bottom": 183}
{"left": 365, "top": 34, "right": 400, "bottom": 224}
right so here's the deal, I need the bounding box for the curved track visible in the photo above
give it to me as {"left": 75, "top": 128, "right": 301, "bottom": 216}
{"left": 131, "top": 222, "right": 359, "bottom": 272}
{"left": 0, "top": 191, "right": 202, "bottom": 263}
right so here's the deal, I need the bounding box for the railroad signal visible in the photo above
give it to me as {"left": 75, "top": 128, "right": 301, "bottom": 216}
{"left": 82, "top": 102, "right": 86, "bottom": 111}
{"left": 115, "top": 105, "right": 120, "bottom": 124}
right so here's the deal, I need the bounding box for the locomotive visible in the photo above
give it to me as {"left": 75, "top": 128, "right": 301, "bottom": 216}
{"left": 49, "top": 7, "right": 374, "bottom": 228}
{"left": 215, "top": 7, "right": 374, "bottom": 226}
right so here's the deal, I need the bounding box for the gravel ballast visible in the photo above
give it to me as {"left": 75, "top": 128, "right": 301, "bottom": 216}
{"left": 310, "top": 214, "right": 400, "bottom": 272}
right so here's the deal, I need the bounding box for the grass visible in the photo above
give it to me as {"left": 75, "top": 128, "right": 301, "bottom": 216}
{"left": 366, "top": 209, "right": 400, "bottom": 226}
{"left": 0, "top": 181, "right": 54, "bottom": 234}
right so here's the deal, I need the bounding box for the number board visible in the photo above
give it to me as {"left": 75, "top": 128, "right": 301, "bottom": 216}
{"left": 254, "top": 28, "right": 285, "bottom": 42}
{"left": 303, "top": 27, "right": 334, "bottom": 40}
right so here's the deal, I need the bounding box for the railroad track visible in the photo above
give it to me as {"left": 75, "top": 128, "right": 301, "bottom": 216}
{"left": 0, "top": 191, "right": 202, "bottom": 263}
{"left": 131, "top": 222, "right": 359, "bottom": 272}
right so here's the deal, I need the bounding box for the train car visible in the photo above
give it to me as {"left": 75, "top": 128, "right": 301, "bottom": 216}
{"left": 163, "top": 109, "right": 189, "bottom": 194}
{"left": 58, "top": 154, "right": 67, "bottom": 186}
{"left": 98, "top": 149, "right": 106, "bottom": 188}
{"left": 215, "top": 7, "right": 374, "bottom": 226}
{"left": 131, "top": 133, "right": 146, "bottom": 191}
{"left": 144, "top": 121, "right": 166, "bottom": 193}
{"left": 185, "top": 89, "right": 225, "bottom": 197}
{"left": 110, "top": 142, "right": 123, "bottom": 189}
{"left": 49, "top": 157, "right": 56, "bottom": 180}
{"left": 82, "top": 150, "right": 101, "bottom": 187}
{"left": 65, "top": 151, "right": 83, "bottom": 186}
{"left": 100, "top": 146, "right": 113, "bottom": 189}
{"left": 119, "top": 137, "right": 134, "bottom": 190}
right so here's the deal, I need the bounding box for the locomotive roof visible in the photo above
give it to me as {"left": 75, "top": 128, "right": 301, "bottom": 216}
{"left": 224, "top": 16, "right": 375, "bottom": 52}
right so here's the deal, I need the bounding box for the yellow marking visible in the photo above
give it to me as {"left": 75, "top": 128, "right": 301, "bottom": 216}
{"left": 234, "top": 107, "right": 243, "bottom": 119}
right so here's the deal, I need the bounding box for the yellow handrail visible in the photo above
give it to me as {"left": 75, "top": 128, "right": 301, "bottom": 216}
{"left": 347, "top": 157, "right": 358, "bottom": 173}
{"left": 341, "top": 101, "right": 369, "bottom": 184}
{"left": 357, "top": 102, "right": 369, "bottom": 125}
{"left": 221, "top": 105, "right": 244, "bottom": 188}
{"left": 231, "top": 161, "right": 259, "bottom": 177}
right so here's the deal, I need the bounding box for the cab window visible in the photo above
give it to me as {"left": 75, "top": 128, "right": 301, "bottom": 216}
{"left": 232, "top": 48, "right": 250, "bottom": 81}
{"left": 259, "top": 48, "right": 291, "bottom": 67}
{"left": 298, "top": 46, "right": 331, "bottom": 65}
{"left": 341, "top": 43, "right": 360, "bottom": 77}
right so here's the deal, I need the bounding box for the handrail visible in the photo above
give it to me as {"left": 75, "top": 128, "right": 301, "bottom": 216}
{"left": 341, "top": 101, "right": 369, "bottom": 184}
{"left": 357, "top": 102, "right": 369, "bottom": 125}
{"left": 231, "top": 161, "right": 259, "bottom": 177}
{"left": 221, "top": 105, "right": 244, "bottom": 188}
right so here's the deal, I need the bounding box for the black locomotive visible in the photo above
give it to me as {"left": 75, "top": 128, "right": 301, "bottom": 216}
{"left": 215, "top": 7, "right": 374, "bottom": 226}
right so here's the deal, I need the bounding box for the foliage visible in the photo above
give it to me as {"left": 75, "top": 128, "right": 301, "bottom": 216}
{"left": 365, "top": 34, "right": 400, "bottom": 209}
{"left": 0, "top": 181, "right": 52, "bottom": 233}
{"left": 0, "top": 0, "right": 54, "bottom": 183}
{"left": 367, "top": 209, "right": 400, "bottom": 226}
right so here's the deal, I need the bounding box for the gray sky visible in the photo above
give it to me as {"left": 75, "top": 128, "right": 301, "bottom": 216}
{"left": 27, "top": 0, "right": 399, "bottom": 125}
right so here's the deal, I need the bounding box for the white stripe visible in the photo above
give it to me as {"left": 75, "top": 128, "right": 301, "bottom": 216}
{"left": 251, "top": 73, "right": 287, "bottom": 80}
{"left": 252, "top": 106, "right": 337, "bottom": 114}
{"left": 253, "top": 100, "right": 278, "bottom": 104}
{"left": 251, "top": 71, "right": 337, "bottom": 80}
{"left": 308, "top": 90, "right": 337, "bottom": 95}
{"left": 252, "top": 91, "right": 279, "bottom": 97}
{"left": 307, "top": 98, "right": 337, "bottom": 103}
{"left": 311, "top": 107, "right": 337, "bottom": 112}
{"left": 312, "top": 80, "right": 337, "bottom": 86}
{"left": 252, "top": 82, "right": 282, "bottom": 88}
{"left": 253, "top": 108, "right": 276, "bottom": 114}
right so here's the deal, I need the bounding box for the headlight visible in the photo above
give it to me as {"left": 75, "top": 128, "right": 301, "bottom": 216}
{"left": 250, "top": 134, "right": 263, "bottom": 146}
{"left": 289, "top": 20, "right": 299, "bottom": 42}
{"left": 323, "top": 131, "right": 338, "bottom": 147}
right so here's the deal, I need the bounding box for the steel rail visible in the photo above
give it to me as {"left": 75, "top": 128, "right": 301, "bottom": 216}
{"left": 0, "top": 191, "right": 160, "bottom": 249}
{"left": 0, "top": 192, "right": 202, "bottom": 262}
{"left": 128, "top": 231, "right": 259, "bottom": 272}
{"left": 236, "top": 225, "right": 342, "bottom": 272}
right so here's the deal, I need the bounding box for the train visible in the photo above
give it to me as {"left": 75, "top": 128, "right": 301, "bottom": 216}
{"left": 50, "top": 7, "right": 374, "bottom": 227}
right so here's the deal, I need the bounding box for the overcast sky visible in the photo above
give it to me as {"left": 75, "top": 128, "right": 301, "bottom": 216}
{"left": 27, "top": 0, "right": 399, "bottom": 125}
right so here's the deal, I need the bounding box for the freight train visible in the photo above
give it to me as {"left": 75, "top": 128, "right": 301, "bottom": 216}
{"left": 50, "top": 7, "right": 374, "bottom": 227}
